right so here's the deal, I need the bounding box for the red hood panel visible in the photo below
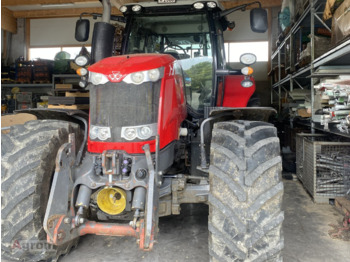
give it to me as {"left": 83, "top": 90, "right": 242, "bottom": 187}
{"left": 88, "top": 54, "right": 175, "bottom": 82}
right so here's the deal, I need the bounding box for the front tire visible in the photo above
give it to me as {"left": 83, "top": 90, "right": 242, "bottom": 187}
{"left": 209, "top": 120, "right": 284, "bottom": 261}
{"left": 1, "top": 120, "right": 81, "bottom": 262}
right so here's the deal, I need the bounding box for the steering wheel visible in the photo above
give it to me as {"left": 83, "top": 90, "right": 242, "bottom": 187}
{"left": 164, "top": 44, "right": 187, "bottom": 55}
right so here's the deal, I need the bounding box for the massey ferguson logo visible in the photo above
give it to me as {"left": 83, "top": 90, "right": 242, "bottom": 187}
{"left": 109, "top": 71, "right": 123, "bottom": 81}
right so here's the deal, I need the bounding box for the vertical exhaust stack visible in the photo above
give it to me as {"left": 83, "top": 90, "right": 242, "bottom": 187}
{"left": 91, "top": 0, "right": 116, "bottom": 63}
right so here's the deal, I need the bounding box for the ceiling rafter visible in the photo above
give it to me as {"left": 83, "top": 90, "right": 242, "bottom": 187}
{"left": 13, "top": 7, "right": 121, "bottom": 18}
{"left": 7, "top": 0, "right": 281, "bottom": 19}
{"left": 221, "top": 0, "right": 281, "bottom": 9}
{"left": 2, "top": 0, "right": 97, "bottom": 6}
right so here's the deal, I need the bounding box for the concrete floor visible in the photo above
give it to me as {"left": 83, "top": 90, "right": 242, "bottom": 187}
{"left": 58, "top": 176, "right": 350, "bottom": 262}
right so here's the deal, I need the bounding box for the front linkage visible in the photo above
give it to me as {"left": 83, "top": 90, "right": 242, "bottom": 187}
{"left": 43, "top": 134, "right": 158, "bottom": 250}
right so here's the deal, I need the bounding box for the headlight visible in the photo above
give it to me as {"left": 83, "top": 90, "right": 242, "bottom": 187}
{"left": 148, "top": 69, "right": 160, "bottom": 82}
{"left": 90, "top": 126, "right": 99, "bottom": 140}
{"left": 123, "top": 68, "right": 162, "bottom": 85}
{"left": 121, "top": 123, "right": 157, "bottom": 141}
{"left": 131, "top": 72, "right": 145, "bottom": 84}
{"left": 89, "top": 72, "right": 109, "bottom": 85}
{"left": 89, "top": 126, "right": 111, "bottom": 141}
{"left": 79, "top": 79, "right": 88, "bottom": 88}
{"left": 132, "top": 5, "right": 142, "bottom": 12}
{"left": 241, "top": 79, "right": 254, "bottom": 88}
{"left": 207, "top": 2, "right": 217, "bottom": 8}
{"left": 240, "top": 53, "right": 257, "bottom": 65}
{"left": 75, "top": 55, "right": 89, "bottom": 67}
{"left": 138, "top": 126, "right": 152, "bottom": 139}
{"left": 193, "top": 2, "right": 204, "bottom": 9}
{"left": 120, "top": 5, "right": 128, "bottom": 13}
{"left": 123, "top": 127, "right": 137, "bottom": 140}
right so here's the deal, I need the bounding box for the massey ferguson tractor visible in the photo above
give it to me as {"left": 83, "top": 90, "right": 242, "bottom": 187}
{"left": 2, "top": 0, "right": 284, "bottom": 261}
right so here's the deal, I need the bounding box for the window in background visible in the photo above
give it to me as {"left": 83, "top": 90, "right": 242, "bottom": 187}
{"left": 29, "top": 47, "right": 61, "bottom": 60}
{"left": 29, "top": 46, "right": 91, "bottom": 60}
{"left": 224, "top": 41, "right": 268, "bottom": 63}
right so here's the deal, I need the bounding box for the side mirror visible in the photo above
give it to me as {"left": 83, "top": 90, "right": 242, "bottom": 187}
{"left": 75, "top": 19, "right": 90, "bottom": 42}
{"left": 250, "top": 8, "right": 268, "bottom": 33}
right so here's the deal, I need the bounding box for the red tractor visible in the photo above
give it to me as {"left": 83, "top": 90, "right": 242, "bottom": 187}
{"left": 1, "top": 0, "right": 284, "bottom": 261}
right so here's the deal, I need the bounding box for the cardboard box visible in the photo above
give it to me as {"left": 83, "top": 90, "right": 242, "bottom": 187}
{"left": 331, "top": 0, "right": 350, "bottom": 45}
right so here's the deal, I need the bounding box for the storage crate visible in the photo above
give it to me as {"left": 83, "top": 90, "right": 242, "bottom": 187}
{"left": 32, "top": 59, "right": 53, "bottom": 83}
{"left": 16, "top": 61, "right": 33, "bottom": 83}
{"left": 296, "top": 133, "right": 350, "bottom": 203}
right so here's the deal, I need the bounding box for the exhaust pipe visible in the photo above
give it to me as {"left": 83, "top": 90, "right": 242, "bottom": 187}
{"left": 91, "top": 0, "right": 115, "bottom": 63}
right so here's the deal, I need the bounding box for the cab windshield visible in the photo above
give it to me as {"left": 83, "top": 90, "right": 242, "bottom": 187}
{"left": 126, "top": 13, "right": 214, "bottom": 111}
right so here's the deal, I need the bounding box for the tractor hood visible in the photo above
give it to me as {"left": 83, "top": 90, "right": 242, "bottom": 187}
{"left": 88, "top": 54, "right": 175, "bottom": 83}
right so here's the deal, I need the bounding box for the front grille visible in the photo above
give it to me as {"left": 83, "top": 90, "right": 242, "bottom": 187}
{"left": 90, "top": 80, "right": 161, "bottom": 142}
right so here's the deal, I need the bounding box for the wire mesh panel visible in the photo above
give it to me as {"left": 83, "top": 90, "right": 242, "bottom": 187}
{"left": 296, "top": 134, "right": 326, "bottom": 183}
{"left": 302, "top": 137, "right": 350, "bottom": 203}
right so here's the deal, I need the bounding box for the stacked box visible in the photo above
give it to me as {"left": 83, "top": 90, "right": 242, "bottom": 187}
{"left": 32, "top": 59, "right": 54, "bottom": 83}
{"left": 16, "top": 61, "right": 33, "bottom": 83}
{"left": 331, "top": 0, "right": 350, "bottom": 45}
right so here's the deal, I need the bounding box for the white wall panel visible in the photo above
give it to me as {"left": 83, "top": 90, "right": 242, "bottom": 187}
{"left": 30, "top": 17, "right": 97, "bottom": 46}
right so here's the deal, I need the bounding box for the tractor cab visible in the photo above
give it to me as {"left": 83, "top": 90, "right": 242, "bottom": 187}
{"left": 75, "top": 0, "right": 267, "bottom": 114}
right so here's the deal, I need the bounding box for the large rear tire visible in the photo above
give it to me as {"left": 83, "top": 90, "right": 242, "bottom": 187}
{"left": 1, "top": 120, "right": 81, "bottom": 262}
{"left": 209, "top": 120, "right": 284, "bottom": 261}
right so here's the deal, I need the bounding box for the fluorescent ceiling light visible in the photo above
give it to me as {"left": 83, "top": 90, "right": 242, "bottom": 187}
{"left": 41, "top": 3, "right": 75, "bottom": 8}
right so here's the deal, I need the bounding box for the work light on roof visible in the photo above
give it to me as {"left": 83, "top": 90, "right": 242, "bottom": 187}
{"left": 132, "top": 5, "right": 142, "bottom": 12}
{"left": 193, "top": 2, "right": 204, "bottom": 9}
{"left": 207, "top": 2, "right": 217, "bottom": 8}
{"left": 120, "top": 6, "right": 128, "bottom": 13}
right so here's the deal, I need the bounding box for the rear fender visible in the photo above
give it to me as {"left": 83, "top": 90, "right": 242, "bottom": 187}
{"left": 222, "top": 75, "right": 255, "bottom": 107}
{"left": 209, "top": 107, "right": 277, "bottom": 122}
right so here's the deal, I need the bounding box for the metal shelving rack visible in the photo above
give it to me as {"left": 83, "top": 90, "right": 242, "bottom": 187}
{"left": 270, "top": 0, "right": 350, "bottom": 137}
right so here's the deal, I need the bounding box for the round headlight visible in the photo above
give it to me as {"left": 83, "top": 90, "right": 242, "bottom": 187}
{"left": 132, "top": 5, "right": 141, "bottom": 12}
{"left": 90, "top": 126, "right": 99, "bottom": 139}
{"left": 79, "top": 80, "right": 88, "bottom": 88}
{"left": 75, "top": 55, "right": 89, "bottom": 67}
{"left": 120, "top": 5, "right": 128, "bottom": 13}
{"left": 240, "top": 53, "right": 257, "bottom": 65}
{"left": 193, "top": 2, "right": 204, "bottom": 9}
{"left": 207, "top": 2, "right": 217, "bottom": 8}
{"left": 90, "top": 72, "right": 109, "bottom": 85}
{"left": 148, "top": 69, "right": 160, "bottom": 82}
{"left": 131, "top": 72, "right": 144, "bottom": 84}
{"left": 241, "top": 79, "right": 254, "bottom": 88}
{"left": 124, "top": 128, "right": 137, "bottom": 140}
{"left": 138, "top": 126, "right": 152, "bottom": 139}
{"left": 98, "top": 128, "right": 111, "bottom": 141}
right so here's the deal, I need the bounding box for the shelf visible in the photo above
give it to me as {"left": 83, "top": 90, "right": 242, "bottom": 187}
{"left": 309, "top": 73, "right": 350, "bottom": 78}
{"left": 53, "top": 74, "right": 80, "bottom": 78}
{"left": 313, "top": 39, "right": 350, "bottom": 68}
{"left": 292, "top": 65, "right": 311, "bottom": 78}
{"left": 2, "top": 83, "right": 52, "bottom": 88}
{"left": 313, "top": 122, "right": 350, "bottom": 138}
{"left": 54, "top": 89, "right": 87, "bottom": 92}
{"left": 295, "top": 119, "right": 350, "bottom": 138}
{"left": 272, "top": 75, "right": 291, "bottom": 89}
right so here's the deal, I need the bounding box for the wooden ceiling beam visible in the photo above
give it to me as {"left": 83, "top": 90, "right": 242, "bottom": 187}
{"left": 2, "top": 0, "right": 98, "bottom": 6}
{"left": 2, "top": 8, "right": 17, "bottom": 33}
{"left": 13, "top": 7, "right": 122, "bottom": 18}
{"left": 221, "top": 0, "right": 282, "bottom": 9}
